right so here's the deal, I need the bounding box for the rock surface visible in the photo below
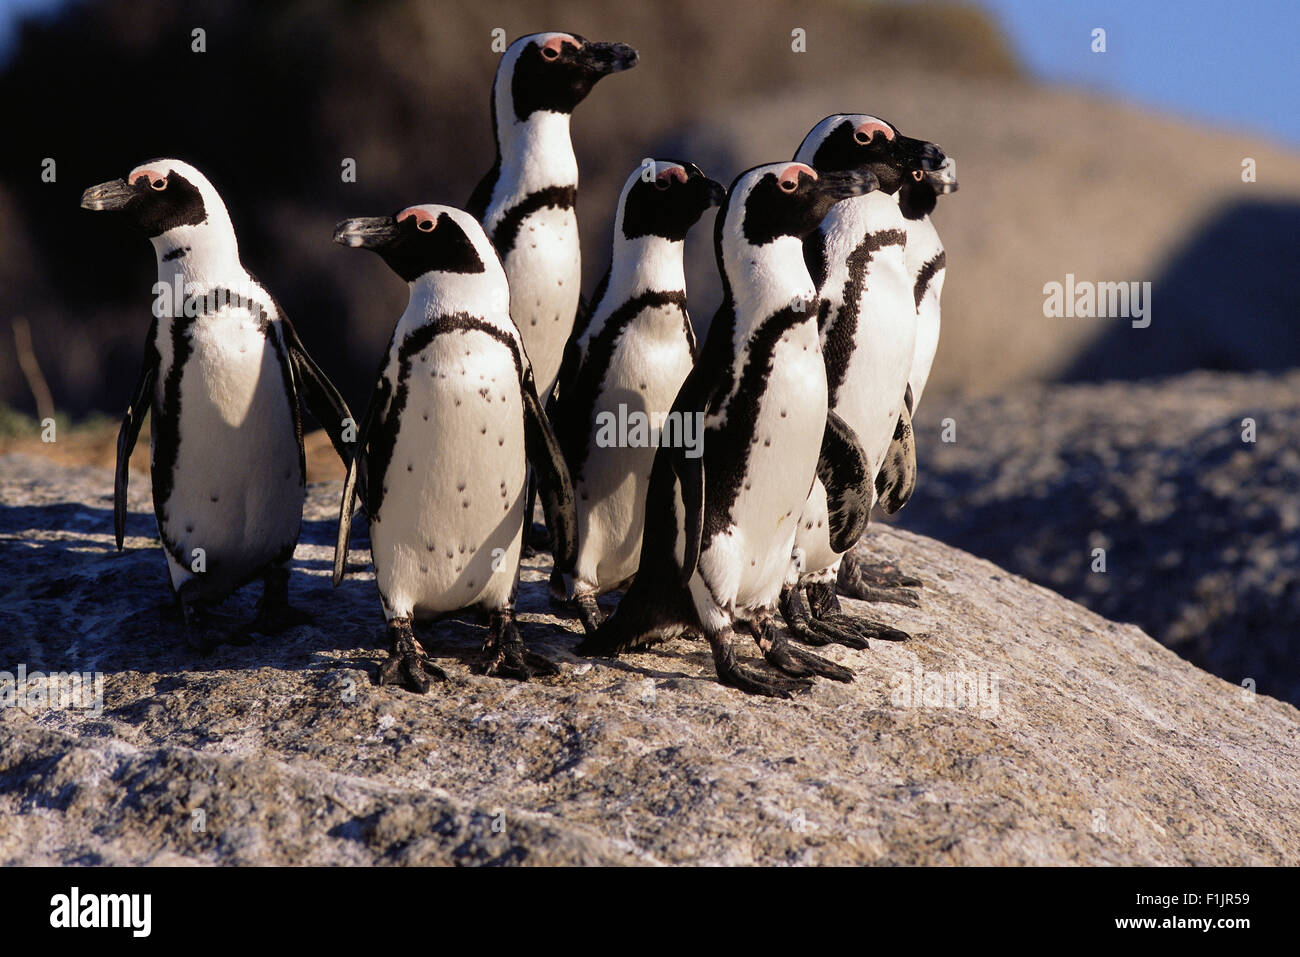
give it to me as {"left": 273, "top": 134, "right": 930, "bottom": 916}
{"left": 902, "top": 369, "right": 1300, "bottom": 706}
{"left": 2, "top": 453, "right": 1298, "bottom": 865}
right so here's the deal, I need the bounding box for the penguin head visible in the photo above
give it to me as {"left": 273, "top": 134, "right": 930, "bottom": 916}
{"left": 795, "top": 114, "right": 947, "bottom": 195}
{"left": 80, "top": 158, "right": 234, "bottom": 241}
{"left": 722, "top": 162, "right": 879, "bottom": 248}
{"left": 618, "top": 160, "right": 726, "bottom": 243}
{"left": 502, "top": 32, "right": 639, "bottom": 121}
{"left": 333, "top": 205, "right": 498, "bottom": 283}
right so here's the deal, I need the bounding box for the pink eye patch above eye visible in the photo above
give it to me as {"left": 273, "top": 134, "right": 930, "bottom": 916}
{"left": 540, "top": 35, "right": 580, "bottom": 56}
{"left": 779, "top": 163, "right": 817, "bottom": 186}
{"left": 129, "top": 169, "right": 166, "bottom": 187}
{"left": 855, "top": 121, "right": 894, "bottom": 141}
{"left": 397, "top": 206, "right": 439, "bottom": 230}
{"left": 656, "top": 166, "right": 688, "bottom": 186}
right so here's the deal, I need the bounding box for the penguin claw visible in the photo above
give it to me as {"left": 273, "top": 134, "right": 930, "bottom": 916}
{"left": 377, "top": 619, "right": 448, "bottom": 693}
{"left": 477, "top": 611, "right": 557, "bottom": 680}
{"left": 716, "top": 660, "right": 812, "bottom": 698}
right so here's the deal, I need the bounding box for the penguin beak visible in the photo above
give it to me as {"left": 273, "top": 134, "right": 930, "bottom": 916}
{"left": 579, "top": 41, "right": 638, "bottom": 76}
{"left": 702, "top": 178, "right": 727, "bottom": 208}
{"left": 816, "top": 169, "right": 879, "bottom": 200}
{"left": 334, "top": 216, "right": 399, "bottom": 250}
{"left": 925, "top": 156, "right": 959, "bottom": 193}
{"left": 80, "top": 179, "right": 136, "bottom": 212}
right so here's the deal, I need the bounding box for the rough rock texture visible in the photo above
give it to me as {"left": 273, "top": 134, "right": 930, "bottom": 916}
{"left": 1, "top": 453, "right": 1298, "bottom": 865}
{"left": 902, "top": 370, "right": 1300, "bottom": 706}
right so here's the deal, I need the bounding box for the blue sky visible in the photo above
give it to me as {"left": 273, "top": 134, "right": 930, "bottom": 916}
{"left": 975, "top": 0, "right": 1300, "bottom": 146}
{"left": 2, "top": 0, "right": 1297, "bottom": 147}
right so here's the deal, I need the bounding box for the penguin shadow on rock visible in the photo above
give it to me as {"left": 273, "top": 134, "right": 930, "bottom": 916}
{"left": 1062, "top": 199, "right": 1300, "bottom": 382}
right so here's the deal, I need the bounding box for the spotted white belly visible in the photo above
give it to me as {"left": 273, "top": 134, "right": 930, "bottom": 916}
{"left": 501, "top": 205, "right": 581, "bottom": 398}
{"left": 369, "top": 330, "right": 526, "bottom": 620}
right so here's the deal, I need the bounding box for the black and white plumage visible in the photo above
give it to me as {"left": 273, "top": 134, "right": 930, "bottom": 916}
{"left": 80, "top": 158, "right": 353, "bottom": 643}
{"left": 466, "top": 31, "right": 638, "bottom": 401}
{"left": 899, "top": 155, "right": 957, "bottom": 411}
{"left": 778, "top": 115, "right": 948, "bottom": 646}
{"left": 332, "top": 204, "right": 577, "bottom": 693}
{"left": 548, "top": 160, "right": 725, "bottom": 633}
{"left": 577, "top": 162, "right": 879, "bottom": 697}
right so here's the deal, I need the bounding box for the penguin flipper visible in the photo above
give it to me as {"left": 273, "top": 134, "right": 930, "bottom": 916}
{"left": 818, "top": 410, "right": 872, "bottom": 554}
{"left": 280, "top": 317, "right": 354, "bottom": 466}
{"left": 675, "top": 446, "right": 705, "bottom": 586}
{"left": 333, "top": 376, "right": 386, "bottom": 586}
{"left": 875, "top": 403, "right": 917, "bottom": 516}
{"left": 115, "top": 322, "right": 159, "bottom": 550}
{"left": 521, "top": 370, "right": 578, "bottom": 574}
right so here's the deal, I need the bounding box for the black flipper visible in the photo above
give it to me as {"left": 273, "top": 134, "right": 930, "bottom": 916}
{"left": 115, "top": 319, "right": 159, "bottom": 550}
{"left": 818, "top": 410, "right": 872, "bottom": 554}
{"left": 521, "top": 368, "right": 577, "bottom": 574}
{"left": 280, "top": 317, "right": 354, "bottom": 466}
{"left": 675, "top": 447, "right": 705, "bottom": 585}
{"left": 876, "top": 403, "right": 917, "bottom": 515}
{"left": 333, "top": 376, "right": 388, "bottom": 586}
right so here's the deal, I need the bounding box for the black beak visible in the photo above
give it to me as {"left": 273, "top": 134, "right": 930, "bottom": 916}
{"left": 580, "top": 40, "right": 638, "bottom": 76}
{"left": 701, "top": 177, "right": 727, "bottom": 207}
{"left": 816, "top": 169, "right": 879, "bottom": 200}
{"left": 918, "top": 142, "right": 947, "bottom": 173}
{"left": 926, "top": 156, "right": 959, "bottom": 194}
{"left": 80, "top": 179, "right": 136, "bottom": 211}
{"left": 334, "top": 216, "right": 400, "bottom": 250}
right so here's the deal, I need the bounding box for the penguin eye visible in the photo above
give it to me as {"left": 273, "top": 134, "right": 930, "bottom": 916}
{"left": 854, "top": 130, "right": 871, "bottom": 145}
{"left": 150, "top": 178, "right": 167, "bottom": 191}
{"left": 653, "top": 177, "right": 670, "bottom": 191}
{"left": 912, "top": 170, "right": 925, "bottom": 181}
{"left": 779, "top": 178, "right": 798, "bottom": 193}
{"left": 541, "top": 46, "right": 560, "bottom": 61}
{"left": 417, "top": 219, "right": 435, "bottom": 232}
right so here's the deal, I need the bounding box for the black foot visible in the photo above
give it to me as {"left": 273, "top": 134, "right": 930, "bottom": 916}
{"left": 779, "top": 585, "right": 866, "bottom": 649}
{"left": 837, "top": 557, "right": 921, "bottom": 606}
{"left": 177, "top": 581, "right": 248, "bottom": 651}
{"left": 477, "top": 610, "right": 559, "bottom": 681}
{"left": 377, "top": 618, "right": 448, "bottom": 693}
{"left": 575, "top": 594, "right": 605, "bottom": 635}
{"left": 709, "top": 628, "right": 812, "bottom": 698}
{"left": 753, "top": 617, "right": 853, "bottom": 682}
{"left": 806, "top": 581, "right": 909, "bottom": 643}
{"left": 249, "top": 565, "right": 312, "bottom": 634}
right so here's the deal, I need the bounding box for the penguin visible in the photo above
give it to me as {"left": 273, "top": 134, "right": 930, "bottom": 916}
{"left": 466, "top": 31, "right": 638, "bottom": 401}
{"left": 332, "top": 204, "right": 578, "bottom": 693}
{"left": 776, "top": 116, "right": 947, "bottom": 646}
{"left": 899, "top": 155, "right": 958, "bottom": 412}
{"left": 576, "top": 162, "right": 879, "bottom": 697}
{"left": 547, "top": 159, "right": 725, "bottom": 634}
{"left": 80, "top": 159, "right": 354, "bottom": 644}
{"left": 466, "top": 31, "right": 637, "bottom": 551}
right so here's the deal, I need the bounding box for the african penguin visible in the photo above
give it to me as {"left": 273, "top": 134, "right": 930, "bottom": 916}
{"left": 80, "top": 159, "right": 354, "bottom": 645}
{"left": 547, "top": 159, "right": 725, "bottom": 633}
{"left": 899, "top": 155, "right": 957, "bottom": 411}
{"left": 577, "top": 162, "right": 879, "bottom": 697}
{"left": 466, "top": 31, "right": 638, "bottom": 401}
{"left": 332, "top": 204, "right": 578, "bottom": 693}
{"left": 778, "top": 115, "right": 947, "bottom": 647}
